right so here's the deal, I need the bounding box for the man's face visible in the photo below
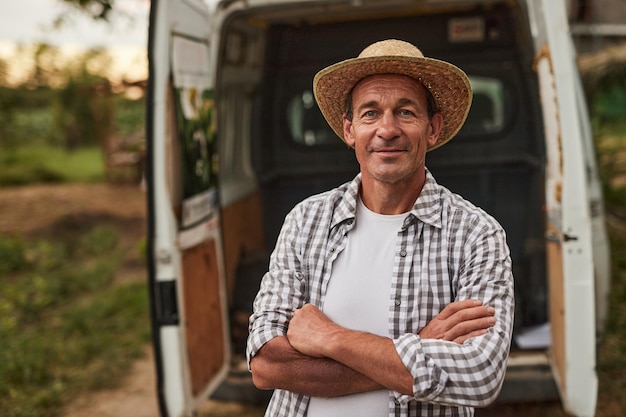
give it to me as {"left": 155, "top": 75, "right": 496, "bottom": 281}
{"left": 343, "top": 74, "right": 442, "bottom": 187}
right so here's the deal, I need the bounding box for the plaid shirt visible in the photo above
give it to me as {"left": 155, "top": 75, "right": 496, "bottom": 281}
{"left": 247, "top": 171, "right": 514, "bottom": 417}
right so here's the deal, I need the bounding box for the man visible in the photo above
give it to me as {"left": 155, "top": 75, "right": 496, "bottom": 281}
{"left": 246, "top": 39, "right": 514, "bottom": 417}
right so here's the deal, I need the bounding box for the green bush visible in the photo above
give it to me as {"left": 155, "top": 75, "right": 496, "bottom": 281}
{"left": 115, "top": 95, "right": 146, "bottom": 138}
{"left": 593, "top": 78, "right": 626, "bottom": 121}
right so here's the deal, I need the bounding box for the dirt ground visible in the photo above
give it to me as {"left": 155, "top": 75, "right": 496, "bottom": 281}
{"left": 0, "top": 183, "right": 147, "bottom": 236}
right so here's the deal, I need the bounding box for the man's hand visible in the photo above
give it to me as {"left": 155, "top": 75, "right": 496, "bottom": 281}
{"left": 419, "top": 299, "right": 496, "bottom": 344}
{"left": 287, "top": 300, "right": 495, "bottom": 357}
{"left": 287, "top": 304, "right": 339, "bottom": 358}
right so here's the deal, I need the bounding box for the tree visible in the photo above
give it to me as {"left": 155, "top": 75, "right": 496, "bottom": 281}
{"left": 52, "top": 49, "right": 115, "bottom": 151}
{"left": 56, "top": 0, "right": 149, "bottom": 23}
{"left": 59, "top": 0, "right": 114, "bottom": 21}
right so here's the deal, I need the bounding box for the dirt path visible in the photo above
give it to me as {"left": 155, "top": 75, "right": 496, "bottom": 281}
{"left": 0, "top": 182, "right": 147, "bottom": 236}
{"left": 63, "top": 346, "right": 159, "bottom": 417}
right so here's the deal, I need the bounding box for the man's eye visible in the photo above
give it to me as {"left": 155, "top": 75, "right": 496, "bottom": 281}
{"left": 364, "top": 110, "right": 378, "bottom": 117}
{"left": 399, "top": 109, "right": 414, "bottom": 116}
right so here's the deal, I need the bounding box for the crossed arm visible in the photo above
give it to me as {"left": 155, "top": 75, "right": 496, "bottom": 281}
{"left": 249, "top": 299, "right": 496, "bottom": 397}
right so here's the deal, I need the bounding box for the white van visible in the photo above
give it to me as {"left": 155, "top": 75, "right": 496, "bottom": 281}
{"left": 145, "top": 1, "right": 611, "bottom": 416}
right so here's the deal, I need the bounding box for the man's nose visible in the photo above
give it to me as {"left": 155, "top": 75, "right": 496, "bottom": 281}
{"left": 376, "top": 111, "right": 400, "bottom": 140}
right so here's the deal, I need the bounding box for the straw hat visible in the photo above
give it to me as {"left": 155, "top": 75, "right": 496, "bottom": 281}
{"left": 313, "top": 39, "right": 472, "bottom": 151}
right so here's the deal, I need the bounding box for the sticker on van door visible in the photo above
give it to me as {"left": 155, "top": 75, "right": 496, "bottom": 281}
{"left": 448, "top": 17, "right": 485, "bottom": 43}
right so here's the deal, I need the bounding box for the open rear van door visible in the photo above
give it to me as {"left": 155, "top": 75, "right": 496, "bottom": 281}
{"left": 146, "top": 1, "right": 230, "bottom": 416}
{"left": 528, "top": 0, "right": 609, "bottom": 415}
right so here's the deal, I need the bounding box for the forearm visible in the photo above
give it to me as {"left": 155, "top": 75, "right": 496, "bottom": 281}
{"left": 286, "top": 305, "right": 415, "bottom": 395}
{"left": 322, "top": 328, "right": 414, "bottom": 395}
{"left": 286, "top": 301, "right": 506, "bottom": 402}
{"left": 404, "top": 329, "right": 511, "bottom": 406}
{"left": 250, "top": 336, "right": 384, "bottom": 397}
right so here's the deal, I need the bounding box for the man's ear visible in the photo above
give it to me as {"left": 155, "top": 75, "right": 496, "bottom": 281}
{"left": 343, "top": 115, "right": 355, "bottom": 148}
{"left": 427, "top": 113, "right": 444, "bottom": 148}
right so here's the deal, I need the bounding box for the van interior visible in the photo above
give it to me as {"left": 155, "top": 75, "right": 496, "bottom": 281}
{"left": 209, "top": 0, "right": 549, "bottom": 400}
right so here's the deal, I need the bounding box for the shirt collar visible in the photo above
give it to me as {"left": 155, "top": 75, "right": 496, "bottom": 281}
{"left": 331, "top": 174, "right": 361, "bottom": 230}
{"left": 331, "top": 169, "right": 443, "bottom": 230}
{"left": 408, "top": 169, "right": 443, "bottom": 229}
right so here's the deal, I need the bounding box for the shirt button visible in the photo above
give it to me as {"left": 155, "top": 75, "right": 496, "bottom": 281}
{"left": 330, "top": 247, "right": 335, "bottom": 252}
{"left": 395, "top": 297, "right": 401, "bottom": 306}
{"left": 400, "top": 249, "right": 407, "bottom": 257}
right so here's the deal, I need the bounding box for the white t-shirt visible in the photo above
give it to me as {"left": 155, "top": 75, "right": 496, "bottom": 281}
{"left": 307, "top": 198, "right": 407, "bottom": 417}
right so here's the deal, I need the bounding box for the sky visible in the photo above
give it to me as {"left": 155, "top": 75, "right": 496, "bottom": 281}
{"left": 0, "top": 0, "right": 150, "bottom": 81}
{"left": 0, "top": 0, "right": 149, "bottom": 48}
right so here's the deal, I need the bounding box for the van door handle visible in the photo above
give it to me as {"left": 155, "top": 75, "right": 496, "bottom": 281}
{"left": 563, "top": 233, "right": 578, "bottom": 242}
{"left": 545, "top": 232, "right": 578, "bottom": 242}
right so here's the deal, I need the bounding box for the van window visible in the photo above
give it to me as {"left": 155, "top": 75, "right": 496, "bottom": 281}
{"left": 287, "top": 90, "right": 336, "bottom": 146}
{"left": 460, "top": 76, "right": 506, "bottom": 135}
{"left": 286, "top": 76, "right": 507, "bottom": 146}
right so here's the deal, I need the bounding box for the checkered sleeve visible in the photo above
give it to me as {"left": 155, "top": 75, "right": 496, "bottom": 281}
{"left": 393, "top": 221, "right": 514, "bottom": 407}
{"left": 246, "top": 205, "right": 309, "bottom": 367}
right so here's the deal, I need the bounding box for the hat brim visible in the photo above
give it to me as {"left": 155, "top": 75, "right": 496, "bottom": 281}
{"left": 313, "top": 55, "right": 472, "bottom": 151}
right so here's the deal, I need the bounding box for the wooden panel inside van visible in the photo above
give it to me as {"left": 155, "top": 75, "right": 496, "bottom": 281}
{"left": 220, "top": 190, "right": 266, "bottom": 300}
{"left": 181, "top": 240, "right": 226, "bottom": 395}
{"left": 547, "top": 227, "right": 566, "bottom": 391}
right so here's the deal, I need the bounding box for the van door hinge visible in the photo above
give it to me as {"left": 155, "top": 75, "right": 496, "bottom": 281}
{"left": 545, "top": 232, "right": 560, "bottom": 242}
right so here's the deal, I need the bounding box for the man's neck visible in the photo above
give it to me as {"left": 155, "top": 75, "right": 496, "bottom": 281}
{"left": 359, "top": 173, "right": 426, "bottom": 215}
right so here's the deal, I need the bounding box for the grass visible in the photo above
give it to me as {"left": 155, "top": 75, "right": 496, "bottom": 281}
{"left": 0, "top": 225, "right": 150, "bottom": 417}
{"left": 0, "top": 145, "right": 105, "bottom": 186}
